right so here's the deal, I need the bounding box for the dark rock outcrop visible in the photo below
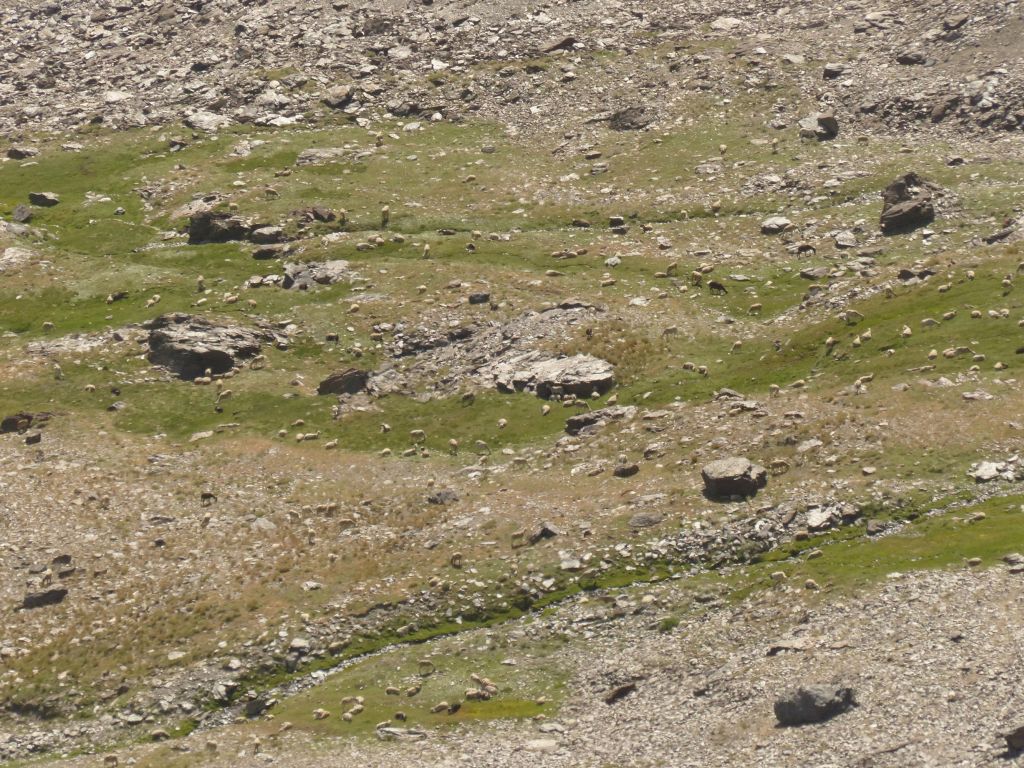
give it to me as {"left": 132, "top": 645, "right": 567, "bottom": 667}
{"left": 774, "top": 684, "right": 857, "bottom": 726}
{"left": 19, "top": 588, "right": 68, "bottom": 611}
{"left": 317, "top": 368, "right": 369, "bottom": 396}
{"left": 187, "top": 210, "right": 252, "bottom": 244}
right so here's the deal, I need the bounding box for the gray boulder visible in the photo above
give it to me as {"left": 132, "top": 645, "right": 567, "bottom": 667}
{"left": 880, "top": 173, "right": 937, "bottom": 234}
{"left": 282, "top": 260, "right": 354, "bottom": 290}
{"left": 249, "top": 226, "right": 287, "bottom": 245}
{"left": 565, "top": 405, "right": 637, "bottom": 436}
{"left": 184, "top": 110, "right": 233, "bottom": 132}
{"left": 323, "top": 85, "right": 355, "bottom": 110}
{"left": 760, "top": 216, "right": 794, "bottom": 235}
{"left": 489, "top": 352, "right": 614, "bottom": 399}
{"left": 317, "top": 368, "right": 369, "bottom": 396}
{"left": 144, "top": 313, "right": 278, "bottom": 379}
{"left": 798, "top": 112, "right": 839, "bottom": 140}
{"left": 609, "top": 107, "right": 653, "bottom": 131}
{"left": 774, "top": 684, "right": 856, "bottom": 726}
{"left": 701, "top": 457, "right": 768, "bottom": 498}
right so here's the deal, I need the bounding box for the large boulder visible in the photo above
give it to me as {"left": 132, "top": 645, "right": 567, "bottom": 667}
{"left": 1, "top": 412, "right": 47, "bottom": 433}
{"left": 20, "top": 588, "right": 68, "bottom": 611}
{"left": 187, "top": 210, "right": 252, "bottom": 244}
{"left": 144, "top": 313, "right": 278, "bottom": 380}
{"left": 761, "top": 216, "right": 794, "bottom": 235}
{"left": 322, "top": 85, "right": 355, "bottom": 110}
{"left": 28, "top": 191, "right": 60, "bottom": 207}
{"left": 282, "top": 260, "right": 355, "bottom": 290}
{"left": 184, "top": 110, "right": 233, "bottom": 132}
{"left": 1006, "top": 724, "right": 1024, "bottom": 754}
{"left": 489, "top": 352, "right": 615, "bottom": 399}
{"left": 798, "top": 111, "right": 839, "bottom": 140}
{"left": 774, "top": 684, "right": 856, "bottom": 726}
{"left": 317, "top": 368, "right": 369, "bottom": 396}
{"left": 609, "top": 107, "right": 653, "bottom": 131}
{"left": 701, "top": 457, "right": 768, "bottom": 498}
{"left": 880, "top": 173, "right": 938, "bottom": 234}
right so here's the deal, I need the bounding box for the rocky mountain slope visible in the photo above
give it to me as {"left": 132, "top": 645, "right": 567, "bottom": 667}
{"left": 1, "top": 0, "right": 1022, "bottom": 766}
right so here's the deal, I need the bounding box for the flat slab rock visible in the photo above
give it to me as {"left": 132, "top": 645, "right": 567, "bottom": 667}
{"left": 485, "top": 351, "right": 614, "bottom": 399}
{"left": 701, "top": 457, "right": 768, "bottom": 498}
{"left": 565, "top": 405, "right": 637, "bottom": 436}
{"left": 144, "top": 313, "right": 281, "bottom": 380}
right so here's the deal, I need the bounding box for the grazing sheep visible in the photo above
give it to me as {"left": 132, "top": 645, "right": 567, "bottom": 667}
{"left": 748, "top": 303, "right": 763, "bottom": 315}
{"left": 448, "top": 438, "right": 459, "bottom": 455}
{"left": 708, "top": 280, "right": 727, "bottom": 295}
{"left": 380, "top": 423, "right": 391, "bottom": 433}
{"left": 248, "top": 354, "right": 266, "bottom": 370}
{"left": 200, "top": 491, "right": 217, "bottom": 506}
{"left": 409, "top": 429, "right": 426, "bottom": 443}
{"left": 381, "top": 205, "right": 390, "bottom": 229}
{"left": 474, "top": 439, "right": 491, "bottom": 455}
{"left": 690, "top": 270, "right": 703, "bottom": 287}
